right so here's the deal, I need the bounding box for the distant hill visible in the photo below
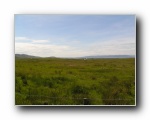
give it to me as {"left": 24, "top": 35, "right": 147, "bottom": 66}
{"left": 15, "top": 54, "right": 41, "bottom": 59}
{"left": 46, "top": 56, "right": 57, "bottom": 58}
{"left": 80, "top": 55, "right": 135, "bottom": 59}
{"left": 15, "top": 54, "right": 135, "bottom": 59}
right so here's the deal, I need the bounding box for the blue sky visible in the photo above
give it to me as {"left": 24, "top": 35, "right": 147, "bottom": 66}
{"left": 15, "top": 15, "right": 135, "bottom": 57}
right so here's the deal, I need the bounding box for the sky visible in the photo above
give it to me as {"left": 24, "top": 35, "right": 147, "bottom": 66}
{"left": 15, "top": 15, "right": 135, "bottom": 57}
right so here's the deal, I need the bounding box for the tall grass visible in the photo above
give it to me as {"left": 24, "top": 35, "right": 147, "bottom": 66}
{"left": 15, "top": 58, "right": 135, "bottom": 105}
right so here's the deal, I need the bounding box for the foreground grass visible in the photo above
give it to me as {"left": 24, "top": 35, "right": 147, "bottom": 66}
{"left": 15, "top": 58, "right": 135, "bottom": 105}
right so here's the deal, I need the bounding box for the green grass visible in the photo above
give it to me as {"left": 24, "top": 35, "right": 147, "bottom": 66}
{"left": 15, "top": 58, "right": 135, "bottom": 105}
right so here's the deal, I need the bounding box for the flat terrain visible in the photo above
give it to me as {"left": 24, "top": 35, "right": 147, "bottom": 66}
{"left": 15, "top": 58, "right": 135, "bottom": 105}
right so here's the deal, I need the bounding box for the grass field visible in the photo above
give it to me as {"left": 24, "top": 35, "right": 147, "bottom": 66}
{"left": 15, "top": 58, "right": 135, "bottom": 105}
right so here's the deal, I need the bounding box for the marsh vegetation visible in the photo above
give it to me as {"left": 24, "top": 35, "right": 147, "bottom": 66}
{"left": 15, "top": 58, "right": 135, "bottom": 105}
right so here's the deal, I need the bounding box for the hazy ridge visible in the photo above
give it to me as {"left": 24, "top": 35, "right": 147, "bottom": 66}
{"left": 15, "top": 54, "right": 135, "bottom": 59}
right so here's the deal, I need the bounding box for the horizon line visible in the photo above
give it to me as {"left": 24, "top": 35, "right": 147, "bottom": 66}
{"left": 15, "top": 53, "right": 135, "bottom": 58}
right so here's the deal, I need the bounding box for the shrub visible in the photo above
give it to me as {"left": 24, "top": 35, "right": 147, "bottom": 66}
{"left": 72, "top": 85, "right": 89, "bottom": 95}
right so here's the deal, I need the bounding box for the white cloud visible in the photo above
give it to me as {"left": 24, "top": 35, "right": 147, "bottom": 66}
{"left": 32, "top": 40, "right": 49, "bottom": 44}
{"left": 15, "top": 37, "right": 29, "bottom": 41}
{"left": 89, "top": 37, "right": 135, "bottom": 55}
{"left": 15, "top": 37, "right": 50, "bottom": 44}
{"left": 15, "top": 42, "right": 97, "bottom": 57}
{"left": 15, "top": 36, "right": 135, "bottom": 57}
{"left": 15, "top": 43, "right": 72, "bottom": 57}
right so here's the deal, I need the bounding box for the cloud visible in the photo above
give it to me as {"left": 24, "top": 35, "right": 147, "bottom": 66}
{"left": 15, "top": 36, "right": 135, "bottom": 57}
{"left": 15, "top": 41, "right": 97, "bottom": 57}
{"left": 15, "top": 37, "right": 32, "bottom": 43}
{"left": 15, "top": 37, "right": 30, "bottom": 41}
{"left": 89, "top": 37, "right": 135, "bottom": 55}
{"left": 15, "top": 37, "right": 50, "bottom": 44}
{"left": 15, "top": 43, "right": 72, "bottom": 57}
{"left": 32, "top": 40, "right": 49, "bottom": 44}
{"left": 15, "top": 37, "right": 34, "bottom": 44}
